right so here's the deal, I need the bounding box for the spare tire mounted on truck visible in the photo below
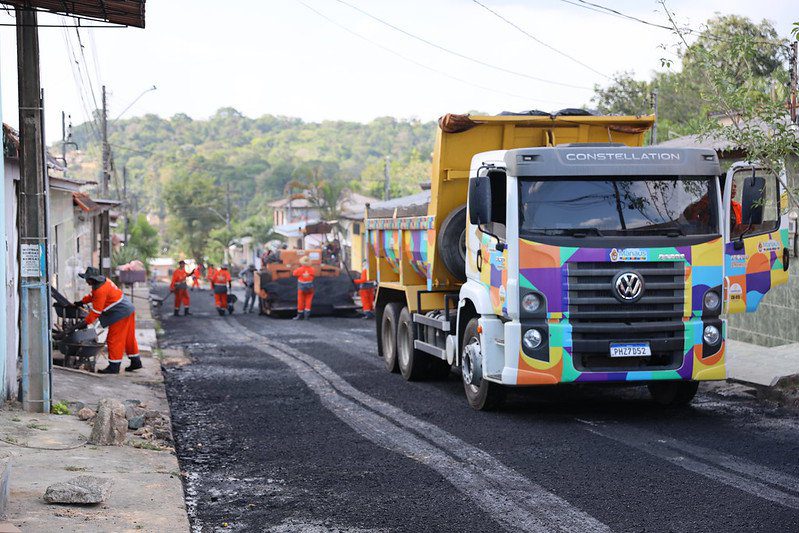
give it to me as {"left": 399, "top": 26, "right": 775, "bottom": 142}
{"left": 437, "top": 204, "right": 467, "bottom": 282}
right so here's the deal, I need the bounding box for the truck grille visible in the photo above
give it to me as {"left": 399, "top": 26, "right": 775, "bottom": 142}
{"left": 567, "top": 262, "right": 686, "bottom": 371}
{"left": 567, "top": 261, "right": 685, "bottom": 321}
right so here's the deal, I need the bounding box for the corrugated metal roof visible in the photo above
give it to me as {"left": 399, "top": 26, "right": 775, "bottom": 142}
{"left": 4, "top": 1, "right": 146, "bottom": 28}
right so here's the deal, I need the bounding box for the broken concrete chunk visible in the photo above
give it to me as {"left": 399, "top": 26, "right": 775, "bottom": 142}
{"left": 43, "top": 476, "right": 112, "bottom": 504}
{"left": 127, "top": 415, "right": 145, "bottom": 430}
{"left": 88, "top": 399, "right": 127, "bottom": 446}
{"left": 76, "top": 407, "right": 96, "bottom": 421}
{"left": 125, "top": 404, "right": 144, "bottom": 420}
{"left": 143, "top": 409, "right": 161, "bottom": 421}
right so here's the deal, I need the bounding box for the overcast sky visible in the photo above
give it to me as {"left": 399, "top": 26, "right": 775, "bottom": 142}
{"left": 0, "top": 0, "right": 795, "bottom": 142}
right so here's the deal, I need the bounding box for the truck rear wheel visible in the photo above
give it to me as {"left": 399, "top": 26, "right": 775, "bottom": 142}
{"left": 397, "top": 307, "right": 426, "bottom": 381}
{"left": 380, "top": 302, "right": 402, "bottom": 373}
{"left": 437, "top": 205, "right": 467, "bottom": 282}
{"left": 648, "top": 381, "right": 698, "bottom": 407}
{"left": 461, "top": 318, "right": 504, "bottom": 410}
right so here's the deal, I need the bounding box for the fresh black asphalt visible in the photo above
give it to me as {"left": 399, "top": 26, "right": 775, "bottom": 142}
{"left": 159, "top": 287, "right": 799, "bottom": 532}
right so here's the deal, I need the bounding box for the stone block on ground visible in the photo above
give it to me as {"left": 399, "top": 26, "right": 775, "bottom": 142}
{"left": 89, "top": 399, "right": 128, "bottom": 446}
{"left": 0, "top": 522, "right": 21, "bottom": 532}
{"left": 43, "top": 476, "right": 112, "bottom": 505}
{"left": 128, "top": 415, "right": 145, "bottom": 430}
{"left": 76, "top": 407, "right": 95, "bottom": 421}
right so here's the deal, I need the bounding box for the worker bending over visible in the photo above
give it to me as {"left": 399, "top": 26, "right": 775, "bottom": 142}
{"left": 292, "top": 255, "right": 315, "bottom": 320}
{"left": 71, "top": 267, "right": 140, "bottom": 374}
{"left": 212, "top": 264, "right": 233, "bottom": 315}
{"left": 354, "top": 259, "right": 376, "bottom": 319}
{"left": 170, "top": 260, "right": 194, "bottom": 316}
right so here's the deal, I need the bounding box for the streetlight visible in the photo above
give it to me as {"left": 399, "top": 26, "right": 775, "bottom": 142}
{"left": 113, "top": 85, "right": 157, "bottom": 122}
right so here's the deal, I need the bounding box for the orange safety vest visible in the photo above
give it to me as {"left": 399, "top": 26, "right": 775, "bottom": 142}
{"left": 171, "top": 268, "right": 189, "bottom": 290}
{"left": 80, "top": 278, "right": 131, "bottom": 326}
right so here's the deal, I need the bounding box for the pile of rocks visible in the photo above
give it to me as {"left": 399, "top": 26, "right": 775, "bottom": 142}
{"left": 77, "top": 398, "right": 172, "bottom": 447}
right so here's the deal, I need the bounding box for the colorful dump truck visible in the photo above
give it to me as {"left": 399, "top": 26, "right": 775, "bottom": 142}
{"left": 366, "top": 112, "right": 791, "bottom": 410}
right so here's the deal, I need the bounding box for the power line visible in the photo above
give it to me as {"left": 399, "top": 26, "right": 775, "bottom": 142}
{"left": 296, "top": 1, "right": 578, "bottom": 108}
{"left": 60, "top": 22, "right": 101, "bottom": 142}
{"left": 331, "top": 0, "right": 592, "bottom": 91}
{"left": 471, "top": 0, "right": 611, "bottom": 80}
{"left": 559, "top": 0, "right": 787, "bottom": 48}
{"left": 74, "top": 26, "right": 100, "bottom": 111}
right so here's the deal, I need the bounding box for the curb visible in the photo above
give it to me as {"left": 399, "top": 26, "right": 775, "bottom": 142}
{"left": 0, "top": 452, "right": 11, "bottom": 519}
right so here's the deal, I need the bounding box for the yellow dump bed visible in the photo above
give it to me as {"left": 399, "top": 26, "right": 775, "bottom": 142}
{"left": 366, "top": 113, "right": 655, "bottom": 307}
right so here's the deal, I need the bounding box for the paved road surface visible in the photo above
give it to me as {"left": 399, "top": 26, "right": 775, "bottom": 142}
{"left": 159, "top": 288, "right": 799, "bottom": 532}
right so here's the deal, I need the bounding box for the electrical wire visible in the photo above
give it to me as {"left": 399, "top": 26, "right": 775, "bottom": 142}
{"left": 332, "top": 0, "right": 592, "bottom": 91}
{"left": 297, "top": 1, "right": 577, "bottom": 108}
{"left": 74, "top": 26, "right": 100, "bottom": 111}
{"left": 471, "top": 0, "right": 611, "bottom": 80}
{"left": 558, "top": 0, "right": 787, "bottom": 48}
{"left": 61, "top": 22, "right": 102, "bottom": 142}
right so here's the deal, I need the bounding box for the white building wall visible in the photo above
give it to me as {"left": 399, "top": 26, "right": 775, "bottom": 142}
{"left": 4, "top": 160, "right": 19, "bottom": 399}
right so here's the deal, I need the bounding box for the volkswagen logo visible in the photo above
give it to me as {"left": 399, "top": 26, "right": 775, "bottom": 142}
{"left": 613, "top": 271, "right": 644, "bottom": 303}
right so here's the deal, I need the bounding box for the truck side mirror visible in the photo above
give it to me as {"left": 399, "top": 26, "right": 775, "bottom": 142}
{"left": 741, "top": 176, "right": 766, "bottom": 226}
{"left": 468, "top": 176, "right": 492, "bottom": 225}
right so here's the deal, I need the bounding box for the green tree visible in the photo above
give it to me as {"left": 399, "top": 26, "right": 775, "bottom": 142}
{"left": 163, "top": 167, "right": 225, "bottom": 261}
{"left": 127, "top": 214, "right": 159, "bottom": 259}
{"left": 592, "top": 72, "right": 652, "bottom": 116}
{"left": 659, "top": 4, "right": 798, "bottom": 203}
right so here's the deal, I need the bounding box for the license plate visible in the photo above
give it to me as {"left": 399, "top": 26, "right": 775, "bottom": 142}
{"left": 609, "top": 343, "right": 651, "bottom": 357}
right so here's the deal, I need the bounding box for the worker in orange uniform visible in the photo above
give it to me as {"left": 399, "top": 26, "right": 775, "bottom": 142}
{"left": 170, "top": 260, "right": 194, "bottom": 316}
{"left": 292, "top": 255, "right": 315, "bottom": 320}
{"left": 354, "top": 259, "right": 376, "bottom": 319}
{"left": 191, "top": 266, "right": 201, "bottom": 291}
{"left": 211, "top": 264, "right": 233, "bottom": 316}
{"left": 206, "top": 263, "right": 217, "bottom": 291}
{"left": 69, "top": 266, "right": 140, "bottom": 374}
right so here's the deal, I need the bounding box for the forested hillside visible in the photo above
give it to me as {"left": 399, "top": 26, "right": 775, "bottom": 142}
{"left": 67, "top": 108, "right": 437, "bottom": 213}
{"left": 64, "top": 109, "right": 436, "bottom": 258}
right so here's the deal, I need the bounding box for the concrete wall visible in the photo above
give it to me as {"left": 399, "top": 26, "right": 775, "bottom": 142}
{"left": 3, "top": 161, "right": 19, "bottom": 400}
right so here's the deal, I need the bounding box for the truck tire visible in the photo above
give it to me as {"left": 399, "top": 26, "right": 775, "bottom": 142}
{"left": 380, "top": 302, "right": 402, "bottom": 373}
{"left": 437, "top": 205, "right": 467, "bottom": 282}
{"left": 648, "top": 381, "right": 699, "bottom": 407}
{"left": 397, "top": 307, "right": 427, "bottom": 381}
{"left": 461, "top": 318, "right": 505, "bottom": 410}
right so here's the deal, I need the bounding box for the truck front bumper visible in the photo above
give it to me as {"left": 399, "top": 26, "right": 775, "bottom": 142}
{"left": 487, "top": 317, "right": 727, "bottom": 386}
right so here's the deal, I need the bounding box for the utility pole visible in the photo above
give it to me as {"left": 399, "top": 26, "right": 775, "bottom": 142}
{"left": 383, "top": 155, "right": 391, "bottom": 201}
{"left": 790, "top": 41, "right": 798, "bottom": 125}
{"left": 123, "top": 166, "right": 129, "bottom": 244}
{"left": 225, "top": 182, "right": 231, "bottom": 264}
{"left": 650, "top": 88, "right": 659, "bottom": 145}
{"left": 60, "top": 112, "right": 77, "bottom": 178}
{"left": 100, "top": 85, "right": 111, "bottom": 277}
{"left": 16, "top": 7, "right": 52, "bottom": 413}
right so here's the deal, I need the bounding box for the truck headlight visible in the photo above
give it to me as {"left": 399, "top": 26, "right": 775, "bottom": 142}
{"left": 523, "top": 329, "right": 543, "bottom": 351}
{"left": 521, "top": 293, "right": 542, "bottom": 314}
{"left": 703, "top": 325, "right": 721, "bottom": 345}
{"left": 703, "top": 290, "right": 720, "bottom": 311}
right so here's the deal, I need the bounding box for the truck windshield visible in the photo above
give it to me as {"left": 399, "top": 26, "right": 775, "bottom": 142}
{"left": 519, "top": 177, "right": 719, "bottom": 237}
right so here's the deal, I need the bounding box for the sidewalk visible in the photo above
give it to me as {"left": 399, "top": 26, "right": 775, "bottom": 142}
{"left": 0, "top": 284, "right": 190, "bottom": 532}
{"left": 726, "top": 339, "right": 799, "bottom": 387}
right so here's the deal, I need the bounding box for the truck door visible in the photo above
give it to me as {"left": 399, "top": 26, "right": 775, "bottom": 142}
{"left": 723, "top": 163, "right": 790, "bottom": 313}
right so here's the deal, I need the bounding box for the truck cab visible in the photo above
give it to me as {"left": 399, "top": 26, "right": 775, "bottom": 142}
{"left": 457, "top": 145, "right": 790, "bottom": 409}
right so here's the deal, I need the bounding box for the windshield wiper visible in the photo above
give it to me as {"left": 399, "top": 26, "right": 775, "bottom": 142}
{"left": 568, "top": 227, "right": 604, "bottom": 238}
{"left": 526, "top": 228, "right": 605, "bottom": 237}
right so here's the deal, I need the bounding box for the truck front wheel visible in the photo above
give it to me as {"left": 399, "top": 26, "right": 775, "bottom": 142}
{"left": 380, "top": 302, "right": 402, "bottom": 373}
{"left": 461, "top": 318, "right": 504, "bottom": 410}
{"left": 648, "top": 381, "right": 698, "bottom": 407}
